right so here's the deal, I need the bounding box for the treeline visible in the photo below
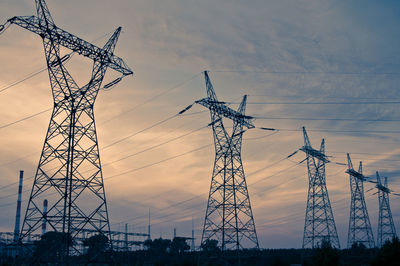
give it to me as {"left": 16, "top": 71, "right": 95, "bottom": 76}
{"left": 1, "top": 233, "right": 399, "bottom": 265}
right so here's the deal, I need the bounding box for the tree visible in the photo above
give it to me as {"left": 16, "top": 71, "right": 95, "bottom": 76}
{"left": 371, "top": 236, "right": 400, "bottom": 266}
{"left": 33, "top": 231, "right": 72, "bottom": 263}
{"left": 170, "top": 237, "right": 190, "bottom": 254}
{"left": 83, "top": 234, "right": 109, "bottom": 259}
{"left": 200, "top": 239, "right": 220, "bottom": 253}
{"left": 144, "top": 238, "right": 171, "bottom": 254}
{"left": 311, "top": 239, "right": 340, "bottom": 266}
{"left": 350, "top": 242, "right": 367, "bottom": 251}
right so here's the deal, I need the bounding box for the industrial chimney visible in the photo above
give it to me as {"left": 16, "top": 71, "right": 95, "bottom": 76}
{"left": 13, "top": 170, "right": 23, "bottom": 242}
{"left": 42, "top": 199, "right": 48, "bottom": 235}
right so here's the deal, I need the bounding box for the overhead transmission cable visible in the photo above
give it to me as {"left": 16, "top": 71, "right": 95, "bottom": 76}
{"left": 100, "top": 72, "right": 201, "bottom": 125}
{"left": 275, "top": 128, "right": 400, "bottom": 135}
{"left": 110, "top": 149, "right": 302, "bottom": 226}
{"left": 211, "top": 69, "right": 400, "bottom": 76}
{"left": 102, "top": 125, "right": 208, "bottom": 167}
{"left": 0, "top": 108, "right": 51, "bottom": 130}
{"left": 230, "top": 101, "right": 400, "bottom": 105}
{"left": 124, "top": 157, "right": 313, "bottom": 229}
{"left": 0, "top": 73, "right": 202, "bottom": 170}
{"left": 0, "top": 104, "right": 200, "bottom": 193}
{"left": 0, "top": 102, "right": 202, "bottom": 195}
{"left": 247, "top": 94, "right": 400, "bottom": 101}
{"left": 102, "top": 113, "right": 180, "bottom": 150}
{"left": 254, "top": 116, "right": 400, "bottom": 123}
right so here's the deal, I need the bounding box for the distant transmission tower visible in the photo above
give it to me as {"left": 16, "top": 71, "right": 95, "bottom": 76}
{"left": 198, "top": 71, "right": 259, "bottom": 250}
{"left": 301, "top": 127, "right": 340, "bottom": 248}
{"left": 376, "top": 172, "right": 397, "bottom": 247}
{"left": 5, "top": 0, "right": 132, "bottom": 255}
{"left": 346, "top": 154, "right": 375, "bottom": 248}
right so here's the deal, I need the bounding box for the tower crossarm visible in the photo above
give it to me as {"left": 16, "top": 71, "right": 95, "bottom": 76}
{"left": 376, "top": 184, "right": 391, "bottom": 194}
{"left": 195, "top": 98, "right": 255, "bottom": 129}
{"left": 300, "top": 146, "right": 330, "bottom": 163}
{"left": 346, "top": 169, "right": 367, "bottom": 181}
{"left": 376, "top": 172, "right": 391, "bottom": 193}
{"left": 7, "top": 15, "right": 133, "bottom": 76}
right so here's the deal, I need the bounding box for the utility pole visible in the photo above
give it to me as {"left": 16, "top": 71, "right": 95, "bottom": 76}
{"left": 3, "top": 0, "right": 133, "bottom": 257}
{"left": 198, "top": 71, "right": 259, "bottom": 251}
{"left": 191, "top": 217, "right": 195, "bottom": 251}
{"left": 125, "top": 224, "right": 128, "bottom": 252}
{"left": 376, "top": 172, "right": 397, "bottom": 247}
{"left": 148, "top": 208, "right": 151, "bottom": 240}
{"left": 346, "top": 154, "right": 375, "bottom": 248}
{"left": 301, "top": 127, "right": 340, "bottom": 248}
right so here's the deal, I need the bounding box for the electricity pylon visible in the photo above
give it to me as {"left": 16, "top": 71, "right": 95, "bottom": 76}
{"left": 346, "top": 154, "right": 375, "bottom": 248}
{"left": 376, "top": 172, "right": 397, "bottom": 247}
{"left": 4, "top": 0, "right": 133, "bottom": 255}
{"left": 301, "top": 127, "right": 340, "bottom": 248}
{"left": 197, "top": 71, "right": 259, "bottom": 250}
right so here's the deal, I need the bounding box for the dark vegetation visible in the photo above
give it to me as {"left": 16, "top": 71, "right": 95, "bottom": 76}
{"left": 1, "top": 234, "right": 399, "bottom": 265}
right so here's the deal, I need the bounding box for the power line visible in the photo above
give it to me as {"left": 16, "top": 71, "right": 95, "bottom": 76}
{"left": 100, "top": 72, "right": 201, "bottom": 125}
{"left": 0, "top": 105, "right": 204, "bottom": 193}
{"left": 254, "top": 116, "right": 400, "bottom": 123}
{"left": 250, "top": 159, "right": 306, "bottom": 188}
{"left": 0, "top": 152, "right": 37, "bottom": 168}
{"left": 0, "top": 68, "right": 48, "bottom": 93}
{"left": 102, "top": 113, "right": 180, "bottom": 150}
{"left": 248, "top": 94, "right": 400, "bottom": 101}
{"left": 276, "top": 128, "right": 400, "bottom": 135}
{"left": 0, "top": 108, "right": 51, "bottom": 130}
{"left": 331, "top": 151, "right": 400, "bottom": 157}
{"left": 0, "top": 73, "right": 203, "bottom": 175}
{"left": 211, "top": 70, "right": 400, "bottom": 76}
{"left": 106, "top": 127, "right": 207, "bottom": 166}
{"left": 110, "top": 152, "right": 302, "bottom": 227}
{"left": 239, "top": 101, "right": 400, "bottom": 105}
{"left": 105, "top": 143, "right": 212, "bottom": 181}
{"left": 126, "top": 159, "right": 345, "bottom": 230}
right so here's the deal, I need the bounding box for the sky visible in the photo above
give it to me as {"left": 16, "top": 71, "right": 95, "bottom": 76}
{"left": 0, "top": 0, "right": 400, "bottom": 249}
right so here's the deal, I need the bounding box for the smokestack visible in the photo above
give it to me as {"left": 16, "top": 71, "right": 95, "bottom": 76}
{"left": 13, "top": 170, "right": 23, "bottom": 242}
{"left": 173, "top": 228, "right": 176, "bottom": 238}
{"left": 42, "top": 199, "right": 48, "bottom": 235}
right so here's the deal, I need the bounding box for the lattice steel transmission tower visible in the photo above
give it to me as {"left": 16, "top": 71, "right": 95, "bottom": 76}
{"left": 197, "top": 71, "right": 259, "bottom": 250}
{"left": 301, "top": 127, "right": 340, "bottom": 248}
{"left": 376, "top": 172, "right": 397, "bottom": 247}
{"left": 4, "top": 0, "right": 133, "bottom": 255}
{"left": 346, "top": 154, "right": 375, "bottom": 248}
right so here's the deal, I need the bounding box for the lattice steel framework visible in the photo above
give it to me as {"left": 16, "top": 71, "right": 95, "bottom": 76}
{"left": 376, "top": 172, "right": 397, "bottom": 247}
{"left": 6, "top": 0, "right": 133, "bottom": 255}
{"left": 346, "top": 154, "right": 375, "bottom": 248}
{"left": 197, "top": 71, "right": 259, "bottom": 250}
{"left": 301, "top": 127, "right": 340, "bottom": 248}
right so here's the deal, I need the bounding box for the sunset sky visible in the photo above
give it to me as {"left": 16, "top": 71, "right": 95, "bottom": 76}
{"left": 0, "top": 0, "right": 399, "bottom": 248}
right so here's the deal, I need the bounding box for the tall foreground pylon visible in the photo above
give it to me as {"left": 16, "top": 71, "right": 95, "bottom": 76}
{"left": 197, "top": 71, "right": 259, "bottom": 250}
{"left": 376, "top": 172, "right": 397, "bottom": 247}
{"left": 301, "top": 127, "right": 340, "bottom": 248}
{"left": 346, "top": 154, "right": 375, "bottom": 248}
{"left": 4, "top": 0, "right": 133, "bottom": 255}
